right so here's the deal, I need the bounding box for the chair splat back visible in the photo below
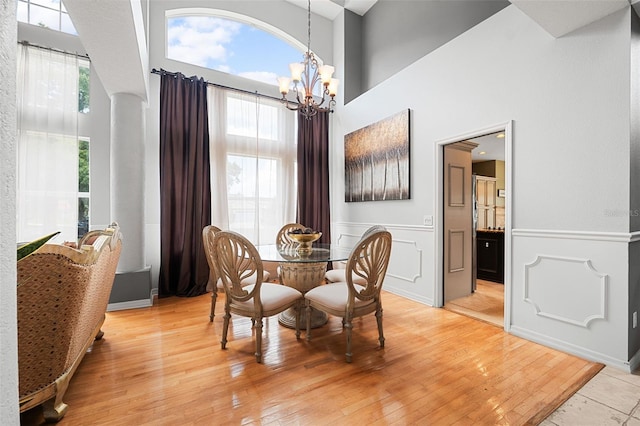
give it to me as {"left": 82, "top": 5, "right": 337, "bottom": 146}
{"left": 214, "top": 232, "right": 264, "bottom": 303}
{"left": 276, "top": 223, "right": 306, "bottom": 246}
{"left": 347, "top": 231, "right": 392, "bottom": 301}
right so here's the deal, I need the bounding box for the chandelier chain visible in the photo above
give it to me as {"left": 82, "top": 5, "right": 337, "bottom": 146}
{"left": 307, "top": 0, "right": 311, "bottom": 55}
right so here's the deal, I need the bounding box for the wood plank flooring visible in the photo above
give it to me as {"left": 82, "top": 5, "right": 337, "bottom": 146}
{"left": 445, "top": 280, "right": 504, "bottom": 327}
{"left": 21, "top": 290, "right": 602, "bottom": 425}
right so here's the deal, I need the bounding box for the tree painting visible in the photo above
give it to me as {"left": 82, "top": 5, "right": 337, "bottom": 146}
{"left": 344, "top": 109, "right": 410, "bottom": 202}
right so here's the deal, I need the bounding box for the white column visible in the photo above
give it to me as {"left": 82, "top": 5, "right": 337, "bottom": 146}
{"left": 0, "top": 0, "right": 20, "bottom": 421}
{"left": 110, "top": 92, "right": 146, "bottom": 272}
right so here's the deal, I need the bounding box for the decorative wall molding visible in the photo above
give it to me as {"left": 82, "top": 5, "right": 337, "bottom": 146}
{"left": 513, "top": 228, "right": 638, "bottom": 243}
{"left": 448, "top": 229, "right": 465, "bottom": 273}
{"left": 523, "top": 255, "right": 608, "bottom": 328}
{"left": 385, "top": 237, "right": 423, "bottom": 283}
{"left": 333, "top": 222, "right": 426, "bottom": 283}
{"left": 333, "top": 221, "right": 434, "bottom": 232}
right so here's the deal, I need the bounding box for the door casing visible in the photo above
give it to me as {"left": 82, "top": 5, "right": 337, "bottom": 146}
{"left": 434, "top": 121, "right": 513, "bottom": 331}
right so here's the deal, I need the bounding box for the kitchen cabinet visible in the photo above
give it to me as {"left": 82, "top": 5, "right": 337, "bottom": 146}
{"left": 476, "top": 230, "right": 504, "bottom": 283}
{"left": 475, "top": 176, "right": 497, "bottom": 230}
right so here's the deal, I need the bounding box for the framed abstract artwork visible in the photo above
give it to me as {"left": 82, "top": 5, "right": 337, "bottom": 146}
{"left": 344, "top": 109, "right": 410, "bottom": 202}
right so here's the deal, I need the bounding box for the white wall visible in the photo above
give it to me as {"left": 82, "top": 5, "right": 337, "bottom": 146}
{"left": 331, "top": 5, "right": 636, "bottom": 368}
{"left": 0, "top": 0, "right": 19, "bottom": 421}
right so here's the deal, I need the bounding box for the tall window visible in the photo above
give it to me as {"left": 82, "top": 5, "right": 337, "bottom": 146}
{"left": 16, "top": 44, "right": 90, "bottom": 242}
{"left": 208, "top": 88, "right": 297, "bottom": 244}
{"left": 17, "top": 0, "right": 77, "bottom": 35}
{"left": 166, "top": 11, "right": 303, "bottom": 87}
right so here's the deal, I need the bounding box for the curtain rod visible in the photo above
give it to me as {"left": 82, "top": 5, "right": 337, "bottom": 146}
{"left": 18, "top": 40, "right": 90, "bottom": 61}
{"left": 151, "top": 68, "right": 291, "bottom": 104}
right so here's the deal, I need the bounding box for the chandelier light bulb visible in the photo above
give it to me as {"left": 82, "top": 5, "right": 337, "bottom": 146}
{"left": 319, "top": 65, "right": 334, "bottom": 85}
{"left": 278, "top": 77, "right": 291, "bottom": 95}
{"left": 289, "top": 62, "right": 304, "bottom": 82}
{"left": 328, "top": 78, "right": 339, "bottom": 97}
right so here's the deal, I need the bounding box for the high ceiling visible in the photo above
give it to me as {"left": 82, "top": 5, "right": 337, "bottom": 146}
{"left": 62, "top": 0, "right": 635, "bottom": 108}
{"left": 286, "top": 0, "right": 632, "bottom": 38}
{"left": 284, "top": 0, "right": 378, "bottom": 19}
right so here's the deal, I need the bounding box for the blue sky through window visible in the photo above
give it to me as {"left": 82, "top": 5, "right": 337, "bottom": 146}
{"left": 167, "top": 16, "right": 303, "bottom": 87}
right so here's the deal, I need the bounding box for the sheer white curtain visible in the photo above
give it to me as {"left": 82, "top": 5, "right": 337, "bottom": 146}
{"left": 207, "top": 86, "right": 297, "bottom": 244}
{"left": 16, "top": 44, "right": 79, "bottom": 242}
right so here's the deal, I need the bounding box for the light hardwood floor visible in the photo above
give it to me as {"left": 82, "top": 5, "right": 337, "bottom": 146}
{"left": 21, "top": 290, "right": 601, "bottom": 425}
{"left": 445, "top": 279, "right": 504, "bottom": 327}
{"left": 444, "top": 280, "right": 640, "bottom": 425}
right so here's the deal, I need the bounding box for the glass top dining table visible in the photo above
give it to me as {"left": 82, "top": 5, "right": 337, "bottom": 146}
{"left": 256, "top": 243, "right": 351, "bottom": 264}
{"left": 256, "top": 243, "right": 351, "bottom": 329}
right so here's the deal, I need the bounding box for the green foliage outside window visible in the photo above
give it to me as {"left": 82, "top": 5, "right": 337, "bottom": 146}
{"left": 79, "top": 66, "right": 90, "bottom": 113}
{"left": 79, "top": 140, "right": 89, "bottom": 192}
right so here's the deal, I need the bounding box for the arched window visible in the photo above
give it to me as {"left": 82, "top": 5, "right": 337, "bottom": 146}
{"left": 166, "top": 10, "right": 306, "bottom": 88}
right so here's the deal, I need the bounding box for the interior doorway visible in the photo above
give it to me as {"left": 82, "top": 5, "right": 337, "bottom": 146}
{"left": 438, "top": 125, "right": 510, "bottom": 328}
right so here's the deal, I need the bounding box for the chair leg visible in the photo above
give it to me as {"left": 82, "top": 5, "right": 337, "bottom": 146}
{"left": 209, "top": 290, "right": 217, "bottom": 322}
{"left": 376, "top": 305, "right": 385, "bottom": 348}
{"left": 221, "top": 309, "right": 230, "bottom": 349}
{"left": 305, "top": 301, "right": 312, "bottom": 341}
{"left": 42, "top": 395, "right": 68, "bottom": 423}
{"left": 295, "top": 302, "right": 301, "bottom": 339}
{"left": 344, "top": 314, "right": 353, "bottom": 363}
{"left": 255, "top": 317, "right": 263, "bottom": 363}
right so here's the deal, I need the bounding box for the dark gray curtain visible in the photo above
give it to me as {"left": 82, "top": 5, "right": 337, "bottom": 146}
{"left": 297, "top": 111, "right": 331, "bottom": 244}
{"left": 159, "top": 71, "right": 211, "bottom": 297}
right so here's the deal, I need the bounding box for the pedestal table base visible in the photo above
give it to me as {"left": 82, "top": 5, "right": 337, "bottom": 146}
{"left": 277, "top": 261, "right": 328, "bottom": 329}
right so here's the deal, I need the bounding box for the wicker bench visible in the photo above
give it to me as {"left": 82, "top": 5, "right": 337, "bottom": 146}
{"left": 17, "top": 224, "right": 122, "bottom": 422}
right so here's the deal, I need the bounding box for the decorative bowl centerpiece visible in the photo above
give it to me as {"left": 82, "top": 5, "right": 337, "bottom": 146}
{"left": 288, "top": 228, "right": 322, "bottom": 255}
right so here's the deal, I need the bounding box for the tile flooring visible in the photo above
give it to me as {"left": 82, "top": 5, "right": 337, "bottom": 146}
{"left": 541, "top": 366, "right": 640, "bottom": 425}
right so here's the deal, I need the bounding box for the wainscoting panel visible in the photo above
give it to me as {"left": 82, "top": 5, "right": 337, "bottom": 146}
{"left": 523, "top": 255, "right": 607, "bottom": 327}
{"left": 333, "top": 222, "right": 435, "bottom": 305}
{"left": 511, "top": 229, "right": 630, "bottom": 369}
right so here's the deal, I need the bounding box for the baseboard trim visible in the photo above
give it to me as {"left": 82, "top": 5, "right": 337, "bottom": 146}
{"left": 510, "top": 325, "right": 631, "bottom": 372}
{"left": 107, "top": 298, "right": 152, "bottom": 312}
{"left": 383, "top": 287, "right": 434, "bottom": 307}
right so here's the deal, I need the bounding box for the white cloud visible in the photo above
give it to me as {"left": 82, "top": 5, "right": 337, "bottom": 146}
{"left": 167, "top": 17, "right": 241, "bottom": 68}
{"left": 238, "top": 71, "right": 279, "bottom": 87}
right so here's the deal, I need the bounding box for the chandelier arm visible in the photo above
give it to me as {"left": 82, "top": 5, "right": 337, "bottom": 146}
{"left": 280, "top": 98, "right": 303, "bottom": 111}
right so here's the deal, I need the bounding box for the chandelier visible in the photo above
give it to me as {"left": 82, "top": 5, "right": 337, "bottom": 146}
{"left": 278, "top": 0, "right": 338, "bottom": 118}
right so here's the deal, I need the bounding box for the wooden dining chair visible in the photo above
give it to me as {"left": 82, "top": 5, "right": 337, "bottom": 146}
{"left": 304, "top": 228, "right": 392, "bottom": 363}
{"left": 274, "top": 223, "right": 306, "bottom": 283}
{"left": 212, "top": 230, "right": 303, "bottom": 363}
{"left": 324, "top": 225, "right": 387, "bottom": 285}
{"left": 202, "top": 225, "right": 270, "bottom": 321}
{"left": 276, "top": 223, "right": 306, "bottom": 246}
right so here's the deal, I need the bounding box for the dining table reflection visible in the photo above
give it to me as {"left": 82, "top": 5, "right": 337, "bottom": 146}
{"left": 256, "top": 243, "right": 351, "bottom": 328}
